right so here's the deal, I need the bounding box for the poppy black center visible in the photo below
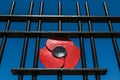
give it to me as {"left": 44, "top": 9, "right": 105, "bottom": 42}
{"left": 52, "top": 46, "right": 67, "bottom": 58}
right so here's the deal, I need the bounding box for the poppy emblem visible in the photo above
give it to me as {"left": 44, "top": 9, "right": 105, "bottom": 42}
{"left": 39, "top": 38, "right": 81, "bottom": 68}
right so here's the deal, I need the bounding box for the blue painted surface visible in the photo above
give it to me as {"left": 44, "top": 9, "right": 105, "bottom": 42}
{"left": 0, "top": 0, "right": 120, "bottom": 80}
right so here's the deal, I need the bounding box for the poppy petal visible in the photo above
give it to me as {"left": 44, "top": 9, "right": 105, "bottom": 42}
{"left": 63, "top": 45, "right": 80, "bottom": 68}
{"left": 46, "top": 38, "right": 74, "bottom": 51}
{"left": 39, "top": 47, "right": 64, "bottom": 68}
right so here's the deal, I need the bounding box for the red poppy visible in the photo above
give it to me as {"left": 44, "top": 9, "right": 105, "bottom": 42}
{"left": 39, "top": 38, "right": 81, "bottom": 68}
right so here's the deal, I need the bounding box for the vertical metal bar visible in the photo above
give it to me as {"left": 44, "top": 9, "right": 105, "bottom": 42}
{"left": 18, "top": 1, "right": 34, "bottom": 80}
{"left": 85, "top": 2, "right": 100, "bottom": 80}
{"left": 57, "top": 1, "right": 62, "bottom": 80}
{"left": 32, "top": 1, "right": 44, "bottom": 80}
{"left": 58, "top": 1, "right": 62, "bottom": 31}
{"left": 103, "top": 2, "right": 120, "bottom": 70}
{"left": 0, "top": 1, "right": 15, "bottom": 64}
{"left": 76, "top": 2, "right": 88, "bottom": 80}
{"left": 57, "top": 73, "right": 62, "bottom": 80}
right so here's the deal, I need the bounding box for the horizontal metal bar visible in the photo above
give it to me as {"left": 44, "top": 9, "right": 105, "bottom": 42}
{"left": 0, "top": 15, "right": 120, "bottom": 22}
{"left": 11, "top": 68, "right": 107, "bottom": 75}
{"left": 0, "top": 31, "right": 120, "bottom": 38}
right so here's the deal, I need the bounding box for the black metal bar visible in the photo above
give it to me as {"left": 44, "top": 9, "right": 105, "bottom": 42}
{"left": 12, "top": 68, "right": 107, "bottom": 75}
{"left": 0, "top": 31, "right": 120, "bottom": 38}
{"left": 58, "top": 1, "right": 62, "bottom": 31}
{"left": 85, "top": 2, "right": 100, "bottom": 80}
{"left": 1, "top": 15, "right": 120, "bottom": 22}
{"left": 57, "top": 73, "right": 62, "bottom": 80}
{"left": 18, "top": 1, "right": 33, "bottom": 80}
{"left": 58, "top": 2, "right": 62, "bottom": 80}
{"left": 0, "top": 1, "right": 15, "bottom": 64}
{"left": 103, "top": 2, "right": 120, "bottom": 70}
{"left": 76, "top": 2, "right": 88, "bottom": 80}
{"left": 32, "top": 1, "right": 43, "bottom": 80}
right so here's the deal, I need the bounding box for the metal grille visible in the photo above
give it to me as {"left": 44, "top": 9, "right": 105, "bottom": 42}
{"left": 0, "top": 1, "right": 120, "bottom": 80}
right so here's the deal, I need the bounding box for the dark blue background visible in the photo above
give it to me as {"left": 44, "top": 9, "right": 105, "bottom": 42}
{"left": 0, "top": 0, "right": 120, "bottom": 80}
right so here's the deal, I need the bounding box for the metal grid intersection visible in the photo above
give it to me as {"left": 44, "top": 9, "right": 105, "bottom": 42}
{"left": 0, "top": 1, "right": 120, "bottom": 80}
